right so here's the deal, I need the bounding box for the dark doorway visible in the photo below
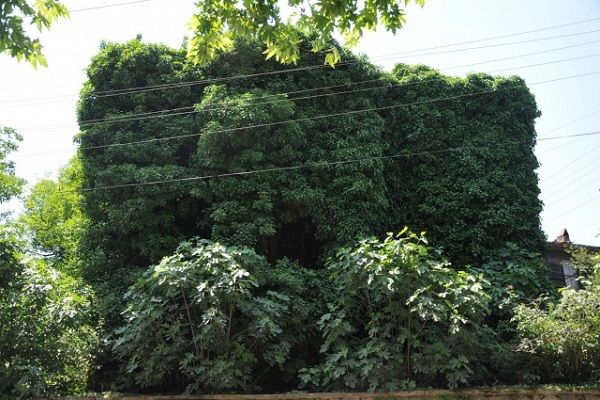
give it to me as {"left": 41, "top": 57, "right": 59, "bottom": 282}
{"left": 268, "top": 218, "right": 320, "bottom": 268}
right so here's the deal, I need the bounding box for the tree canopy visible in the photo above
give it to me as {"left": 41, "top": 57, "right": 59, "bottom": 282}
{"left": 0, "top": 0, "right": 425, "bottom": 67}
{"left": 188, "top": 0, "right": 425, "bottom": 66}
{"left": 0, "top": 125, "right": 25, "bottom": 217}
{"left": 0, "top": 0, "right": 69, "bottom": 67}
{"left": 19, "top": 157, "right": 87, "bottom": 275}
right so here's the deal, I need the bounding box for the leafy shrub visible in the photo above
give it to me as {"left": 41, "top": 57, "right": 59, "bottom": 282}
{"left": 473, "top": 243, "right": 554, "bottom": 319}
{"left": 513, "top": 250, "right": 600, "bottom": 384}
{"left": 252, "top": 258, "right": 334, "bottom": 391}
{"left": 299, "top": 229, "right": 490, "bottom": 391}
{"left": 112, "top": 239, "right": 320, "bottom": 394}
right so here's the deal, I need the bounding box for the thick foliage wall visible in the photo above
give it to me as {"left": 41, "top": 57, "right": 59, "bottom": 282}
{"left": 76, "top": 38, "right": 543, "bottom": 273}
{"left": 382, "top": 64, "right": 544, "bottom": 267}
{"left": 75, "top": 37, "right": 545, "bottom": 391}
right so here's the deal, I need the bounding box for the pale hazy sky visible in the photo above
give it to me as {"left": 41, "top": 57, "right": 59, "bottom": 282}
{"left": 0, "top": 0, "right": 599, "bottom": 245}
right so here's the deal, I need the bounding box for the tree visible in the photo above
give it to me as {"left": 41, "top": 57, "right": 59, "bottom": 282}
{"left": 0, "top": 227, "right": 98, "bottom": 400}
{"left": 76, "top": 38, "right": 548, "bottom": 392}
{"left": 0, "top": 0, "right": 69, "bottom": 67}
{"left": 188, "top": 0, "right": 425, "bottom": 66}
{"left": 0, "top": 125, "right": 25, "bottom": 212}
{"left": 19, "top": 157, "right": 87, "bottom": 275}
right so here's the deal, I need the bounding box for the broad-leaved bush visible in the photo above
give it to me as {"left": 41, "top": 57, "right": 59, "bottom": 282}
{"left": 299, "top": 229, "right": 490, "bottom": 390}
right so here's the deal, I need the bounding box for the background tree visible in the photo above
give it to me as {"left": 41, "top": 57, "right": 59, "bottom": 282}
{"left": 0, "top": 129, "right": 97, "bottom": 399}
{"left": 19, "top": 157, "right": 87, "bottom": 275}
{"left": 0, "top": 231, "right": 98, "bottom": 399}
{"left": 188, "top": 0, "right": 425, "bottom": 66}
{"left": 0, "top": 125, "right": 25, "bottom": 214}
{"left": 0, "top": 0, "right": 69, "bottom": 67}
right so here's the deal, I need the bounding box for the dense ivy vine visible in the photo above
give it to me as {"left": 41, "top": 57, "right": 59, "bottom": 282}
{"left": 75, "top": 36, "right": 545, "bottom": 392}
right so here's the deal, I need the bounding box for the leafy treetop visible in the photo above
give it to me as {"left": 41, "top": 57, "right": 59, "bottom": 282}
{"left": 188, "top": 0, "right": 425, "bottom": 66}
{"left": 0, "top": 126, "right": 25, "bottom": 210}
{"left": 0, "top": 0, "right": 69, "bottom": 68}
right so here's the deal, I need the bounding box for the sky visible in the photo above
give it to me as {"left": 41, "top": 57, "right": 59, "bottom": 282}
{"left": 0, "top": 0, "right": 599, "bottom": 246}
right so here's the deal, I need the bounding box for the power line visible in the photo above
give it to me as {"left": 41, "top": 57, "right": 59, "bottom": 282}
{"left": 370, "top": 17, "right": 600, "bottom": 58}
{"left": 375, "top": 28, "right": 600, "bottom": 62}
{"left": 70, "top": 0, "right": 151, "bottom": 12}
{"left": 80, "top": 37, "right": 600, "bottom": 100}
{"left": 486, "top": 52, "right": 600, "bottom": 75}
{"left": 67, "top": 129, "right": 600, "bottom": 193}
{"left": 69, "top": 141, "right": 527, "bottom": 193}
{"left": 74, "top": 84, "right": 539, "bottom": 152}
{"left": 0, "top": 15, "right": 600, "bottom": 109}
{"left": 540, "top": 142, "right": 600, "bottom": 183}
{"left": 538, "top": 107, "right": 600, "bottom": 139}
{"left": 9, "top": 22, "right": 600, "bottom": 132}
{"left": 546, "top": 193, "right": 600, "bottom": 223}
{"left": 539, "top": 131, "right": 600, "bottom": 141}
{"left": 2, "top": 17, "right": 599, "bottom": 110}
{"left": 66, "top": 73, "right": 600, "bottom": 152}
{"left": 15, "top": 49, "right": 600, "bottom": 135}
{"left": 543, "top": 163, "right": 600, "bottom": 201}
{"left": 10, "top": 70, "right": 600, "bottom": 159}
{"left": 74, "top": 41, "right": 600, "bottom": 129}
{"left": 443, "top": 38, "right": 600, "bottom": 72}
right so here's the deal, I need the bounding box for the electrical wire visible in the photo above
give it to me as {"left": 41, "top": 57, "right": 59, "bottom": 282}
{"left": 371, "top": 17, "right": 600, "bottom": 58}
{"left": 65, "top": 72, "right": 600, "bottom": 152}
{"left": 43, "top": 129, "right": 598, "bottom": 193}
{"left": 74, "top": 84, "right": 544, "bottom": 152}
{"left": 538, "top": 107, "right": 600, "bottom": 139}
{"left": 69, "top": 141, "right": 526, "bottom": 193}
{"left": 70, "top": 0, "right": 151, "bottom": 13}
{"left": 540, "top": 142, "right": 600, "bottom": 183}
{"left": 76, "top": 40, "right": 600, "bottom": 128}
{"left": 373, "top": 29, "right": 600, "bottom": 62}
{"left": 2, "top": 17, "right": 599, "bottom": 110}
{"left": 15, "top": 48, "right": 600, "bottom": 135}
{"left": 543, "top": 163, "right": 600, "bottom": 201}
{"left": 546, "top": 192, "right": 600, "bottom": 223}
{"left": 10, "top": 69, "right": 600, "bottom": 158}
{"left": 442, "top": 38, "right": 600, "bottom": 72}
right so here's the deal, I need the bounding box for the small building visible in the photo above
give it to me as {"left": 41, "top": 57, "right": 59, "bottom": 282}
{"left": 545, "top": 228, "right": 600, "bottom": 288}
